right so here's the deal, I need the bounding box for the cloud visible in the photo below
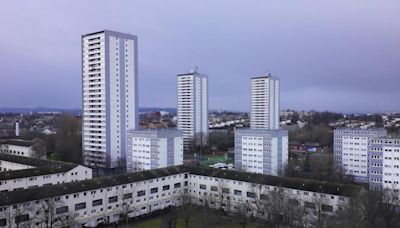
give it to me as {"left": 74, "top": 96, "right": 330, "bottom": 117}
{"left": 0, "top": 1, "right": 399, "bottom": 112}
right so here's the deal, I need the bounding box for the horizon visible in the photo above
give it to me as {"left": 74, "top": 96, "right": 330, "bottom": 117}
{"left": 1, "top": 1, "right": 399, "bottom": 113}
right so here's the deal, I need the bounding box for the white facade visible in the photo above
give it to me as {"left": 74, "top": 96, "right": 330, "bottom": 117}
{"left": 0, "top": 166, "right": 358, "bottom": 228}
{"left": 0, "top": 154, "right": 92, "bottom": 192}
{"left": 82, "top": 30, "right": 138, "bottom": 169}
{"left": 0, "top": 165, "right": 92, "bottom": 192}
{"left": 250, "top": 74, "right": 280, "bottom": 130}
{"left": 333, "top": 128, "right": 387, "bottom": 183}
{"left": 126, "top": 129, "right": 183, "bottom": 172}
{"left": 369, "top": 138, "right": 400, "bottom": 191}
{"left": 235, "top": 129, "right": 288, "bottom": 175}
{"left": 0, "top": 143, "right": 34, "bottom": 157}
{"left": 177, "top": 69, "right": 208, "bottom": 151}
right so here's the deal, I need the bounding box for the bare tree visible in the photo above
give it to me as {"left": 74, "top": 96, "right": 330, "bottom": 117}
{"left": 33, "top": 198, "right": 65, "bottom": 228}
{"left": 0, "top": 203, "right": 32, "bottom": 228}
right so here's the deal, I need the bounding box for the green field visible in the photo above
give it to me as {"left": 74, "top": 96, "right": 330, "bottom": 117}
{"left": 199, "top": 154, "right": 233, "bottom": 167}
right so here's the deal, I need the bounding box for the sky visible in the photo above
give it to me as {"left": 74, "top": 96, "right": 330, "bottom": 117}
{"left": 0, "top": 1, "right": 399, "bottom": 113}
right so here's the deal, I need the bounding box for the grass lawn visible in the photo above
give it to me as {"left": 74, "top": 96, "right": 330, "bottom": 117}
{"left": 130, "top": 218, "right": 161, "bottom": 228}
{"left": 200, "top": 155, "right": 233, "bottom": 167}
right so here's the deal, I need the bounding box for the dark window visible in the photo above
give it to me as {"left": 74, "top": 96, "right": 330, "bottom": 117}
{"left": 75, "top": 203, "right": 86, "bottom": 210}
{"left": 210, "top": 186, "right": 218, "bottom": 192}
{"left": 260, "top": 194, "right": 268, "bottom": 200}
{"left": 174, "top": 183, "right": 181, "bottom": 189}
{"left": 0, "top": 219, "right": 6, "bottom": 226}
{"left": 92, "top": 199, "right": 103, "bottom": 207}
{"left": 163, "top": 185, "right": 170, "bottom": 191}
{"left": 246, "top": 192, "right": 256, "bottom": 198}
{"left": 289, "top": 199, "right": 299, "bottom": 206}
{"left": 137, "top": 190, "right": 145, "bottom": 197}
{"left": 322, "top": 204, "right": 333, "bottom": 212}
{"left": 15, "top": 214, "right": 29, "bottom": 224}
{"left": 200, "top": 184, "right": 206, "bottom": 190}
{"left": 150, "top": 188, "right": 158, "bottom": 194}
{"left": 109, "top": 196, "right": 118, "bottom": 203}
{"left": 123, "top": 193, "right": 132, "bottom": 200}
{"left": 222, "top": 188, "right": 229, "bottom": 194}
{"left": 56, "top": 206, "right": 68, "bottom": 215}
{"left": 304, "top": 201, "right": 315, "bottom": 209}
{"left": 234, "top": 190, "right": 242, "bottom": 196}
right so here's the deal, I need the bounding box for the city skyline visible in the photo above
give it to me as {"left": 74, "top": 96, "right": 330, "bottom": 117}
{"left": 1, "top": 1, "right": 400, "bottom": 113}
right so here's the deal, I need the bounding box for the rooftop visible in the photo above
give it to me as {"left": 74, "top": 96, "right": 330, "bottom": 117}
{"left": 0, "top": 153, "right": 80, "bottom": 181}
{"left": 0, "top": 139, "right": 35, "bottom": 147}
{"left": 0, "top": 166, "right": 363, "bottom": 206}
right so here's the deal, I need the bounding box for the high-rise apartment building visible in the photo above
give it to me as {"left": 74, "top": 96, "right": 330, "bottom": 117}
{"left": 235, "top": 73, "right": 288, "bottom": 176}
{"left": 82, "top": 30, "right": 138, "bottom": 169}
{"left": 369, "top": 137, "right": 400, "bottom": 191}
{"left": 250, "top": 74, "right": 280, "bottom": 130}
{"left": 126, "top": 129, "right": 183, "bottom": 173}
{"left": 333, "top": 128, "right": 387, "bottom": 182}
{"left": 177, "top": 68, "right": 208, "bottom": 151}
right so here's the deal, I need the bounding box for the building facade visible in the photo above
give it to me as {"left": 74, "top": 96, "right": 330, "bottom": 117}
{"left": 250, "top": 74, "right": 280, "bottom": 130}
{"left": 0, "top": 140, "right": 35, "bottom": 157}
{"left": 0, "top": 166, "right": 360, "bottom": 228}
{"left": 177, "top": 68, "right": 208, "bottom": 151}
{"left": 369, "top": 137, "right": 400, "bottom": 191}
{"left": 235, "top": 128, "right": 288, "bottom": 175}
{"left": 0, "top": 154, "right": 92, "bottom": 192}
{"left": 333, "top": 128, "right": 387, "bottom": 183}
{"left": 82, "top": 30, "right": 139, "bottom": 169}
{"left": 126, "top": 129, "right": 183, "bottom": 172}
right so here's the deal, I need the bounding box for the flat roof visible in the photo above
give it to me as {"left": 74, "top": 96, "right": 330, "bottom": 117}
{"left": 0, "top": 166, "right": 363, "bottom": 206}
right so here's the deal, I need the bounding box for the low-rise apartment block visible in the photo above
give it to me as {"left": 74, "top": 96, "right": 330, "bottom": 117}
{"left": 0, "top": 166, "right": 361, "bottom": 227}
{"left": 0, "top": 140, "right": 35, "bottom": 157}
{"left": 0, "top": 154, "right": 92, "bottom": 192}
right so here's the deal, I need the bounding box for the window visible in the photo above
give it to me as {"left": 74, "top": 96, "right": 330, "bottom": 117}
{"left": 0, "top": 219, "right": 6, "bottom": 226}
{"left": 92, "top": 199, "right": 103, "bottom": 207}
{"left": 137, "top": 190, "right": 145, "bottom": 197}
{"left": 174, "top": 183, "right": 181, "bottom": 189}
{"left": 56, "top": 206, "right": 68, "bottom": 215}
{"left": 246, "top": 192, "right": 256, "bottom": 198}
{"left": 15, "top": 214, "right": 29, "bottom": 224}
{"left": 108, "top": 196, "right": 118, "bottom": 203}
{"left": 200, "top": 184, "right": 206, "bottom": 190}
{"left": 222, "top": 188, "right": 230, "bottom": 194}
{"left": 260, "top": 194, "right": 268, "bottom": 200}
{"left": 150, "top": 188, "right": 158, "bottom": 194}
{"left": 163, "top": 185, "right": 170, "bottom": 191}
{"left": 234, "top": 190, "right": 242, "bottom": 196}
{"left": 289, "top": 199, "right": 299, "bottom": 206}
{"left": 322, "top": 204, "right": 333, "bottom": 212}
{"left": 211, "top": 186, "right": 218, "bottom": 192}
{"left": 304, "top": 202, "right": 315, "bottom": 209}
{"left": 75, "top": 203, "right": 86, "bottom": 210}
{"left": 123, "top": 193, "right": 132, "bottom": 200}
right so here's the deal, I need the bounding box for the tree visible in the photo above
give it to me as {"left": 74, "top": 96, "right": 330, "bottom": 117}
{"left": 0, "top": 203, "right": 32, "bottom": 228}
{"left": 336, "top": 188, "right": 400, "bottom": 228}
{"left": 53, "top": 114, "right": 82, "bottom": 164}
{"left": 33, "top": 198, "right": 66, "bottom": 228}
{"left": 31, "top": 139, "right": 48, "bottom": 159}
{"left": 117, "top": 188, "right": 139, "bottom": 226}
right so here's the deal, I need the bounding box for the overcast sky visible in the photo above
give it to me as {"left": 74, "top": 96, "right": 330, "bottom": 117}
{"left": 0, "top": 1, "right": 399, "bottom": 113}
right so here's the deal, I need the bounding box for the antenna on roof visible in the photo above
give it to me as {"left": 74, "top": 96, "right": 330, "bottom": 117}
{"left": 191, "top": 66, "right": 199, "bottom": 74}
